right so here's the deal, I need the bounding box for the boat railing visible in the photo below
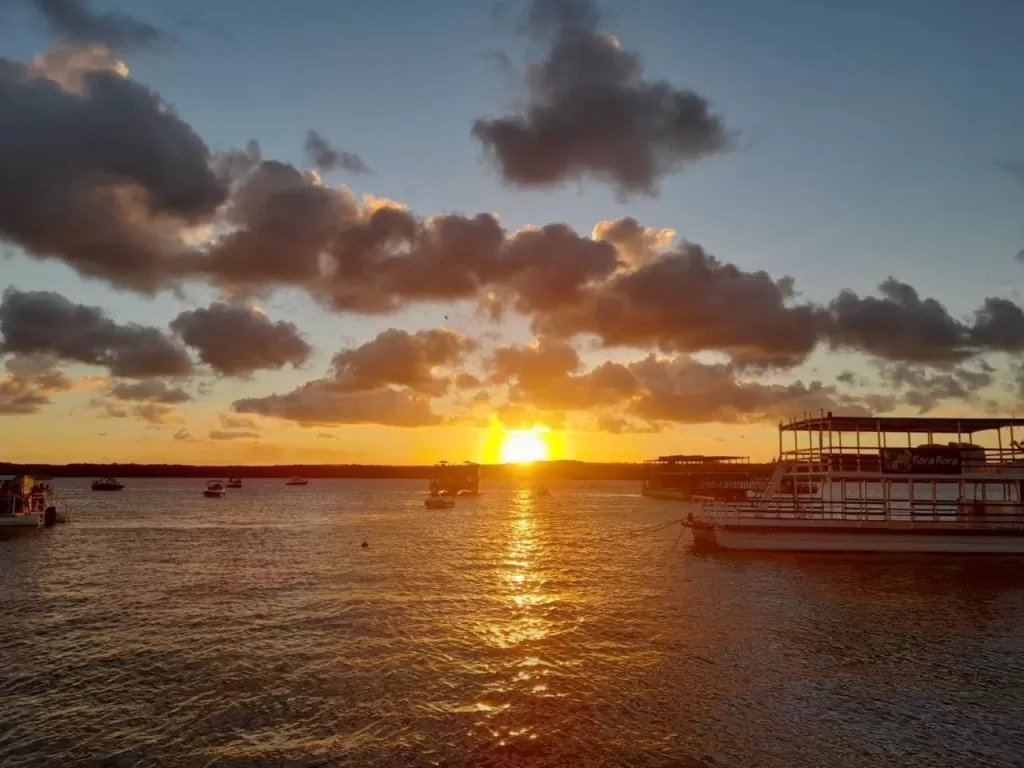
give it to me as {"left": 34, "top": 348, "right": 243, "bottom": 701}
{"left": 693, "top": 496, "right": 1024, "bottom": 529}
{"left": 778, "top": 446, "right": 1024, "bottom": 471}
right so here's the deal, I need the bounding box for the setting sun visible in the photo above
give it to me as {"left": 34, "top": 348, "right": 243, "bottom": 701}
{"left": 499, "top": 427, "right": 550, "bottom": 464}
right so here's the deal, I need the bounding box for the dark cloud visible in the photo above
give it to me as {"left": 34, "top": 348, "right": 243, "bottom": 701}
{"left": 593, "top": 414, "right": 661, "bottom": 434}
{"left": 234, "top": 381, "right": 442, "bottom": 427}
{"left": 827, "top": 279, "right": 1024, "bottom": 364}
{"left": 330, "top": 328, "right": 476, "bottom": 395}
{"left": 836, "top": 370, "right": 861, "bottom": 386}
{"left": 304, "top": 129, "right": 370, "bottom": 174}
{"left": 472, "top": 0, "right": 731, "bottom": 196}
{"left": 170, "top": 302, "right": 311, "bottom": 377}
{"left": 0, "top": 45, "right": 227, "bottom": 291}
{"left": 109, "top": 379, "right": 192, "bottom": 404}
{"left": 33, "top": 0, "right": 171, "bottom": 53}
{"left": 198, "top": 160, "right": 363, "bottom": 294}
{"left": 0, "top": 289, "right": 193, "bottom": 377}
{"left": 877, "top": 363, "right": 994, "bottom": 414}
{"left": 627, "top": 355, "right": 890, "bottom": 425}
{"left": 173, "top": 428, "right": 196, "bottom": 441}
{"left": 533, "top": 242, "right": 823, "bottom": 367}
{"left": 826, "top": 278, "right": 971, "bottom": 364}
{"left": 209, "top": 429, "right": 260, "bottom": 441}
{"left": 454, "top": 372, "right": 483, "bottom": 389}
{"left": 0, "top": 354, "right": 73, "bottom": 414}
{"left": 131, "top": 402, "right": 181, "bottom": 425}
{"left": 219, "top": 413, "right": 258, "bottom": 429}
{"left": 969, "top": 297, "right": 1024, "bottom": 352}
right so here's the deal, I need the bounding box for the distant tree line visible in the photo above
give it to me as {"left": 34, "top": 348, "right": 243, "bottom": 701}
{"left": 0, "top": 460, "right": 650, "bottom": 481}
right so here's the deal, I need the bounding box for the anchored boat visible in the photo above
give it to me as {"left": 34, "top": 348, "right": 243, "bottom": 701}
{"left": 91, "top": 477, "right": 124, "bottom": 491}
{"left": 425, "top": 490, "right": 456, "bottom": 509}
{"left": 642, "top": 454, "right": 760, "bottom": 501}
{"left": 285, "top": 477, "right": 308, "bottom": 486}
{"left": 203, "top": 481, "right": 226, "bottom": 498}
{"left": 227, "top": 478, "right": 243, "bottom": 489}
{"left": 687, "top": 414, "right": 1024, "bottom": 553}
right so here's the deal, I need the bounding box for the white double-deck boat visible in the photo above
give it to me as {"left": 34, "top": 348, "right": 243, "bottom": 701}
{"left": 687, "top": 414, "right": 1024, "bottom": 554}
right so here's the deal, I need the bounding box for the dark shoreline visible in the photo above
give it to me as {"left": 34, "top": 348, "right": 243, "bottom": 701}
{"left": 0, "top": 460, "right": 667, "bottom": 481}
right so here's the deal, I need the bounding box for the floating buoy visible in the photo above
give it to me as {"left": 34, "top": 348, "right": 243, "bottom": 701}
{"left": 361, "top": 540, "right": 369, "bottom": 549}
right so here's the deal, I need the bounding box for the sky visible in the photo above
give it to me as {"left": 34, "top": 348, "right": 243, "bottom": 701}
{"left": 1, "top": 0, "right": 1023, "bottom": 465}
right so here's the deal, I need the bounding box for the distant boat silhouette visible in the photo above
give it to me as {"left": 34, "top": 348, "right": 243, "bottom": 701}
{"left": 285, "top": 477, "right": 308, "bottom": 486}
{"left": 91, "top": 477, "right": 124, "bottom": 491}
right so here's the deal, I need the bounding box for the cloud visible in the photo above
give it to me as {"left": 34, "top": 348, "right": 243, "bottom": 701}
{"left": 826, "top": 279, "right": 1024, "bottom": 364}
{"left": 330, "top": 328, "right": 476, "bottom": 395}
{"left": 486, "top": 341, "right": 895, "bottom": 426}
{"left": 0, "top": 354, "right": 73, "bottom": 414}
{"left": 592, "top": 217, "right": 675, "bottom": 268}
{"left": 304, "top": 129, "right": 370, "bottom": 174}
{"left": 219, "top": 413, "right": 259, "bottom": 429}
{"left": 131, "top": 402, "right": 182, "bottom": 425}
{"left": 0, "top": 45, "right": 226, "bottom": 291}
{"left": 969, "top": 297, "right": 1024, "bottom": 352}
{"left": 627, "top": 355, "right": 891, "bottom": 424}
{"left": 317, "top": 432, "right": 340, "bottom": 440}
{"left": 0, "top": 289, "right": 193, "bottom": 377}
{"left": 32, "top": 0, "right": 171, "bottom": 53}
{"left": 234, "top": 381, "right": 442, "bottom": 427}
{"left": 170, "top": 302, "right": 311, "bottom": 376}
{"left": 209, "top": 429, "right": 260, "bottom": 440}
{"left": 109, "top": 379, "right": 192, "bottom": 404}
{"left": 173, "top": 428, "right": 196, "bottom": 441}
{"left": 593, "top": 413, "right": 662, "bottom": 434}
{"left": 472, "top": 0, "right": 731, "bottom": 196}
{"left": 532, "top": 242, "right": 823, "bottom": 368}
{"left": 455, "top": 372, "right": 483, "bottom": 389}
{"left": 877, "top": 363, "right": 995, "bottom": 414}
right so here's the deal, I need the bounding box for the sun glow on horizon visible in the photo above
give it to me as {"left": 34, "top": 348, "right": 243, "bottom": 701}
{"left": 498, "top": 427, "right": 551, "bottom": 464}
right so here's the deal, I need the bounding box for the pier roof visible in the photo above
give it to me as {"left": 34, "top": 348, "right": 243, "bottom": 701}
{"left": 781, "top": 416, "right": 1024, "bottom": 434}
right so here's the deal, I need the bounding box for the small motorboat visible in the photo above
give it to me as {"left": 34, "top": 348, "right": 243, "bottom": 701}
{"left": 203, "top": 481, "right": 226, "bottom": 498}
{"left": 227, "top": 478, "right": 243, "bottom": 489}
{"left": 425, "top": 491, "right": 456, "bottom": 509}
{"left": 91, "top": 477, "right": 124, "bottom": 491}
{"left": 285, "top": 477, "right": 308, "bottom": 486}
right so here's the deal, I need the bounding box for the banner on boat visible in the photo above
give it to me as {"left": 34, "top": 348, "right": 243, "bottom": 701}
{"left": 880, "top": 447, "right": 962, "bottom": 475}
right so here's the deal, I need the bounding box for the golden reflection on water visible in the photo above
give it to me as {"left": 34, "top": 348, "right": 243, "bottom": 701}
{"left": 472, "top": 489, "right": 563, "bottom": 747}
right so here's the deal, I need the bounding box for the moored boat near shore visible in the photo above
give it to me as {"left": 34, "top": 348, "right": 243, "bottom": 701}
{"left": 1, "top": 475, "right": 66, "bottom": 530}
{"left": 642, "top": 454, "right": 761, "bottom": 501}
{"left": 686, "top": 414, "right": 1024, "bottom": 554}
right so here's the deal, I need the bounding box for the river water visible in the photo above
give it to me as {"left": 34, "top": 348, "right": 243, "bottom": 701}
{"left": 1, "top": 479, "right": 1023, "bottom": 767}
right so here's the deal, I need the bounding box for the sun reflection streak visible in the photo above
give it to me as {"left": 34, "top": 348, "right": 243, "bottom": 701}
{"left": 467, "top": 488, "right": 565, "bottom": 749}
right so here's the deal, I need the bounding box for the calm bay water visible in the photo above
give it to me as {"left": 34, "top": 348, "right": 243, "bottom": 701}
{"left": 2, "top": 479, "right": 1024, "bottom": 767}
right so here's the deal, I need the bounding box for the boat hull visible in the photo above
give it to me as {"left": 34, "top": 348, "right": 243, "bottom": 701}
{"left": 203, "top": 491, "right": 225, "bottom": 498}
{"left": 0, "top": 516, "right": 42, "bottom": 530}
{"left": 693, "top": 524, "right": 1024, "bottom": 554}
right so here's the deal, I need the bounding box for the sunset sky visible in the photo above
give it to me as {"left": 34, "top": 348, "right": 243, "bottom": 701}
{"left": 2, "top": 0, "right": 1023, "bottom": 465}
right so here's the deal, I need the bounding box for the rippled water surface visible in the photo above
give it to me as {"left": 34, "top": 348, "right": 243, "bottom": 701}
{"left": 2, "top": 479, "right": 1024, "bottom": 767}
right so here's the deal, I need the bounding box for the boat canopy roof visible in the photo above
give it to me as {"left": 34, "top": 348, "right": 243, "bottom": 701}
{"left": 650, "top": 454, "right": 748, "bottom": 463}
{"left": 781, "top": 415, "right": 1024, "bottom": 435}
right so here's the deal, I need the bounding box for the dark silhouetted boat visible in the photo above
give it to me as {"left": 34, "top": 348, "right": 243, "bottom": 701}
{"left": 91, "top": 477, "right": 124, "bottom": 491}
